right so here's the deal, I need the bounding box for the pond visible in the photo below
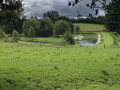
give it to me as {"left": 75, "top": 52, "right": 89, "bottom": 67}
{"left": 74, "top": 33, "right": 99, "bottom": 45}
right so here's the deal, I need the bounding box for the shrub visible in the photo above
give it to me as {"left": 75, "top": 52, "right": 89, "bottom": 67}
{"left": 75, "top": 25, "right": 80, "bottom": 34}
{"left": 0, "top": 29, "right": 6, "bottom": 39}
{"left": 64, "top": 32, "right": 75, "bottom": 45}
{"left": 12, "top": 30, "right": 20, "bottom": 42}
{"left": 53, "top": 20, "right": 71, "bottom": 37}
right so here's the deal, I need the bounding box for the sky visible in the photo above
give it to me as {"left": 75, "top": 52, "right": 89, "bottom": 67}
{"left": 23, "top": 0, "right": 105, "bottom": 18}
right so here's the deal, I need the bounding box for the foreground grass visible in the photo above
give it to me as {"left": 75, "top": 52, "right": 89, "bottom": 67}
{"left": 74, "top": 23, "right": 106, "bottom": 31}
{"left": 0, "top": 31, "right": 120, "bottom": 90}
{"left": 0, "top": 40, "right": 120, "bottom": 90}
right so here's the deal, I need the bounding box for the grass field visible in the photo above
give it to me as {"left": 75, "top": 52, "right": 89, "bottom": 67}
{"left": 74, "top": 23, "right": 106, "bottom": 31}
{"left": 0, "top": 39, "right": 120, "bottom": 90}
{"left": 20, "top": 37, "right": 62, "bottom": 43}
{"left": 1, "top": 23, "right": 120, "bottom": 90}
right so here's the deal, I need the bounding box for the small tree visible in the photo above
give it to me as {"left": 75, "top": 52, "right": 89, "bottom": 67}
{"left": 12, "top": 30, "right": 20, "bottom": 42}
{"left": 0, "top": 29, "right": 6, "bottom": 39}
{"left": 75, "top": 25, "right": 80, "bottom": 34}
{"left": 28, "top": 27, "right": 36, "bottom": 37}
{"left": 64, "top": 32, "right": 75, "bottom": 45}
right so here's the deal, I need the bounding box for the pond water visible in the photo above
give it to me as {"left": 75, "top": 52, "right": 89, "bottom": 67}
{"left": 75, "top": 33, "right": 98, "bottom": 45}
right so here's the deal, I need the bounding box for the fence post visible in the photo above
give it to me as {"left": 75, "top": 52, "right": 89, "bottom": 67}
{"left": 104, "top": 44, "right": 105, "bottom": 48}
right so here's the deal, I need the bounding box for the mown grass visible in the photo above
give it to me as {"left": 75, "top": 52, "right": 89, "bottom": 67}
{"left": 0, "top": 40, "right": 120, "bottom": 90}
{"left": 74, "top": 23, "right": 106, "bottom": 31}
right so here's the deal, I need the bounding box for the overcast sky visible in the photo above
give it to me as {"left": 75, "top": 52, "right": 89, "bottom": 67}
{"left": 23, "top": 0, "right": 105, "bottom": 18}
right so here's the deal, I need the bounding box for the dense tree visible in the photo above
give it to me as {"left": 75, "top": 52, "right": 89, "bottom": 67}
{"left": 14, "top": 16, "right": 26, "bottom": 34}
{"left": 0, "top": 0, "right": 23, "bottom": 24}
{"left": 40, "top": 17, "right": 53, "bottom": 37}
{"left": 0, "top": 0, "right": 23, "bottom": 22}
{"left": 22, "top": 18, "right": 40, "bottom": 36}
{"left": 53, "top": 20, "right": 71, "bottom": 37}
{"left": 0, "top": 0, "right": 24, "bottom": 34}
{"left": 2, "top": 16, "right": 26, "bottom": 34}
{"left": 105, "top": 0, "right": 120, "bottom": 33}
{"left": 43, "top": 11, "right": 59, "bottom": 23}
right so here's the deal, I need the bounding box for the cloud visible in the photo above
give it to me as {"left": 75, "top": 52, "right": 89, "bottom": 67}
{"left": 23, "top": 0, "right": 105, "bottom": 18}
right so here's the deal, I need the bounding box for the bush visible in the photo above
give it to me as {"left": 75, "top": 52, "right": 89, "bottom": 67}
{"left": 64, "top": 32, "right": 75, "bottom": 45}
{"left": 53, "top": 20, "right": 71, "bottom": 37}
{"left": 75, "top": 25, "right": 80, "bottom": 34}
{"left": 12, "top": 30, "right": 20, "bottom": 42}
{"left": 0, "top": 29, "right": 6, "bottom": 39}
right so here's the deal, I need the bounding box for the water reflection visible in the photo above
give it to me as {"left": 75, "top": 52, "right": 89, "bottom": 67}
{"left": 75, "top": 33, "right": 98, "bottom": 45}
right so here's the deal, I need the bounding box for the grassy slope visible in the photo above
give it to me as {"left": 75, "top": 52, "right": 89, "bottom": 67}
{"left": 0, "top": 32, "right": 120, "bottom": 90}
{"left": 97, "top": 32, "right": 114, "bottom": 47}
{"left": 74, "top": 23, "right": 106, "bottom": 31}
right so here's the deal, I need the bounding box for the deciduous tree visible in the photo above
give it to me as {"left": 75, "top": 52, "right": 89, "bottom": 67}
{"left": 40, "top": 17, "right": 53, "bottom": 37}
{"left": 0, "top": 0, "right": 23, "bottom": 34}
{"left": 53, "top": 20, "right": 71, "bottom": 37}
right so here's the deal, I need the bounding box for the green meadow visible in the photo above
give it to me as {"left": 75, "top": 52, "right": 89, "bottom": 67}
{"left": 74, "top": 23, "right": 106, "bottom": 31}
{"left": 0, "top": 23, "right": 120, "bottom": 90}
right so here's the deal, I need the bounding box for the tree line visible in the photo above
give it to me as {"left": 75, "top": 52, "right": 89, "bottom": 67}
{"left": 22, "top": 17, "right": 76, "bottom": 37}
{"left": 0, "top": 0, "right": 120, "bottom": 34}
{"left": 0, "top": 17, "right": 81, "bottom": 44}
